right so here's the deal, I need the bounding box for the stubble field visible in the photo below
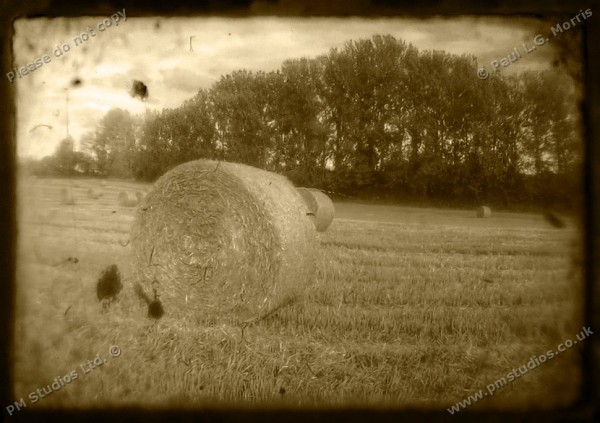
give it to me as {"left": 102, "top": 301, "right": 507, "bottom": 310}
{"left": 13, "top": 176, "right": 584, "bottom": 411}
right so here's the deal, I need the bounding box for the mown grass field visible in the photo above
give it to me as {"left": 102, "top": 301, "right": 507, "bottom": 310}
{"left": 13, "top": 176, "right": 584, "bottom": 411}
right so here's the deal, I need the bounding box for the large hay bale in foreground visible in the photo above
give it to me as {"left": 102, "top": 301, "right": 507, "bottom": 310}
{"left": 130, "top": 160, "right": 317, "bottom": 323}
{"left": 476, "top": 206, "right": 492, "bottom": 218}
{"left": 60, "top": 188, "right": 75, "bottom": 205}
{"left": 296, "top": 187, "right": 335, "bottom": 232}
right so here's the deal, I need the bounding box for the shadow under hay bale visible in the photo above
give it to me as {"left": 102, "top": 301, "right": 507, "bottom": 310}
{"left": 130, "top": 160, "right": 317, "bottom": 323}
{"left": 117, "top": 191, "right": 139, "bottom": 207}
{"left": 476, "top": 206, "right": 492, "bottom": 218}
{"left": 60, "top": 187, "right": 76, "bottom": 205}
{"left": 296, "top": 187, "right": 335, "bottom": 232}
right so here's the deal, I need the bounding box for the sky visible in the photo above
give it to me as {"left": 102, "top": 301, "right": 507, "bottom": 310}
{"left": 11, "top": 14, "right": 572, "bottom": 159}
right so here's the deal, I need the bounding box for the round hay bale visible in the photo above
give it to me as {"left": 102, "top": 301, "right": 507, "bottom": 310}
{"left": 87, "top": 188, "right": 102, "bottom": 200}
{"left": 130, "top": 160, "right": 317, "bottom": 323}
{"left": 296, "top": 187, "right": 335, "bottom": 232}
{"left": 101, "top": 180, "right": 107, "bottom": 187}
{"left": 60, "top": 187, "right": 76, "bottom": 205}
{"left": 135, "top": 191, "right": 144, "bottom": 203}
{"left": 117, "top": 191, "right": 129, "bottom": 206}
{"left": 542, "top": 210, "right": 566, "bottom": 228}
{"left": 117, "top": 191, "right": 139, "bottom": 207}
{"left": 476, "top": 206, "right": 492, "bottom": 218}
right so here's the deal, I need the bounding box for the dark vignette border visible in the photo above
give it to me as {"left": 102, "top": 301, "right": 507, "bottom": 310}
{"left": 0, "top": 0, "right": 597, "bottom": 422}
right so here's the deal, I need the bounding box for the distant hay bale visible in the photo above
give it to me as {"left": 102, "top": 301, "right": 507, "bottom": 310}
{"left": 101, "top": 180, "right": 107, "bottom": 187}
{"left": 130, "top": 159, "right": 317, "bottom": 323}
{"left": 117, "top": 191, "right": 139, "bottom": 207}
{"left": 135, "top": 191, "right": 144, "bottom": 203}
{"left": 296, "top": 187, "right": 335, "bottom": 232}
{"left": 476, "top": 206, "right": 492, "bottom": 218}
{"left": 87, "top": 188, "right": 102, "bottom": 200}
{"left": 60, "top": 187, "right": 76, "bottom": 205}
{"left": 117, "top": 191, "right": 128, "bottom": 206}
{"left": 543, "top": 210, "right": 566, "bottom": 228}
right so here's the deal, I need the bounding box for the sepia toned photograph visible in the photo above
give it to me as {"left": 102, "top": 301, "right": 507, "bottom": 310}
{"left": 5, "top": 2, "right": 595, "bottom": 416}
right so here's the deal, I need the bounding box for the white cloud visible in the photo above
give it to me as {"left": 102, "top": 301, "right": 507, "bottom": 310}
{"left": 91, "top": 62, "right": 130, "bottom": 78}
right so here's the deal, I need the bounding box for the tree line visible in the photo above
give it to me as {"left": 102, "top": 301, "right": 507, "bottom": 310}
{"left": 27, "top": 35, "right": 582, "bottom": 210}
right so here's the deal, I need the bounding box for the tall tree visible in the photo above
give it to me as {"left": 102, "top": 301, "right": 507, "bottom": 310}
{"left": 94, "top": 108, "right": 137, "bottom": 177}
{"left": 267, "top": 58, "right": 329, "bottom": 176}
{"left": 209, "top": 70, "right": 272, "bottom": 167}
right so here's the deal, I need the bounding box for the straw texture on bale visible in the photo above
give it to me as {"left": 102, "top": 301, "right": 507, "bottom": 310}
{"left": 130, "top": 160, "right": 317, "bottom": 323}
{"left": 117, "top": 191, "right": 139, "bottom": 207}
{"left": 476, "top": 206, "right": 492, "bottom": 218}
{"left": 60, "top": 187, "right": 75, "bottom": 205}
{"left": 296, "top": 187, "right": 335, "bottom": 232}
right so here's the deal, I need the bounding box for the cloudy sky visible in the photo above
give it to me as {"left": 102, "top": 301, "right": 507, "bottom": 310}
{"left": 12, "top": 14, "right": 569, "bottom": 158}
